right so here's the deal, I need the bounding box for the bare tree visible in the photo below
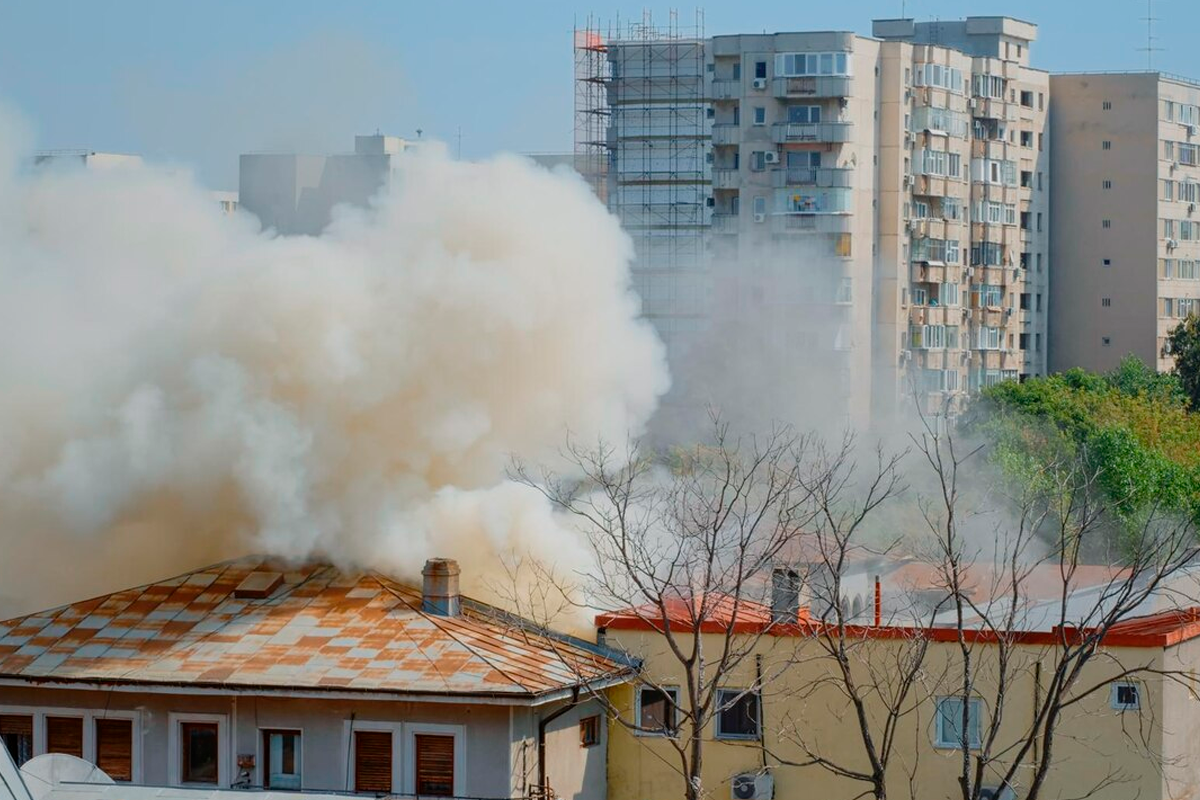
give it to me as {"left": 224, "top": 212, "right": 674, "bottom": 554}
{"left": 910, "top": 409, "right": 1200, "bottom": 800}
{"left": 509, "top": 416, "right": 822, "bottom": 800}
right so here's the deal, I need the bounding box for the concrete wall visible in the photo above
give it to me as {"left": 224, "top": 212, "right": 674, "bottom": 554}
{"left": 603, "top": 627, "right": 1173, "bottom": 800}
{"left": 1050, "top": 73, "right": 1162, "bottom": 374}
{"left": 238, "top": 153, "right": 393, "bottom": 237}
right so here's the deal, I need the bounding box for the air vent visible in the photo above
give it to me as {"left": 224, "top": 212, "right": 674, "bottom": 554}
{"left": 234, "top": 571, "right": 283, "bottom": 599}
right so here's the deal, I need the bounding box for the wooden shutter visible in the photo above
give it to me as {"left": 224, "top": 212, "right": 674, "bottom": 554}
{"left": 0, "top": 715, "right": 32, "bottom": 737}
{"left": 414, "top": 734, "right": 454, "bottom": 796}
{"left": 95, "top": 719, "right": 133, "bottom": 781}
{"left": 353, "top": 731, "right": 391, "bottom": 793}
{"left": 46, "top": 717, "right": 83, "bottom": 758}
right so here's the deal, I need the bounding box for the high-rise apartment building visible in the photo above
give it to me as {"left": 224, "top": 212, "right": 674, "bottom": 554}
{"left": 582, "top": 16, "right": 1050, "bottom": 427}
{"left": 1049, "top": 72, "right": 1200, "bottom": 374}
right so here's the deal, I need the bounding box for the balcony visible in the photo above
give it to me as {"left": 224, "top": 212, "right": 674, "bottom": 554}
{"left": 772, "top": 75, "right": 852, "bottom": 99}
{"left": 710, "top": 213, "right": 739, "bottom": 234}
{"left": 771, "top": 166, "right": 854, "bottom": 189}
{"left": 770, "top": 213, "right": 853, "bottom": 235}
{"left": 712, "top": 168, "right": 740, "bottom": 189}
{"left": 711, "top": 80, "right": 741, "bottom": 100}
{"left": 772, "top": 121, "right": 854, "bottom": 144}
{"left": 711, "top": 123, "right": 739, "bottom": 146}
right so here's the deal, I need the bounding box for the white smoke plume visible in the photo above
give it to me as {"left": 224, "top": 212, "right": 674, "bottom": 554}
{"left": 0, "top": 107, "right": 669, "bottom": 616}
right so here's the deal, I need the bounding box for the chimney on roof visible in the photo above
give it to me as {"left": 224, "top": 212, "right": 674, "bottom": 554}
{"left": 771, "top": 567, "right": 801, "bottom": 624}
{"left": 422, "top": 558, "right": 461, "bottom": 616}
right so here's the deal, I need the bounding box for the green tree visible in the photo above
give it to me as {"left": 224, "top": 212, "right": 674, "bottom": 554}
{"left": 1167, "top": 314, "right": 1200, "bottom": 409}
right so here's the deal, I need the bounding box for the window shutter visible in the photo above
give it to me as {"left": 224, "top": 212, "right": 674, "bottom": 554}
{"left": 0, "top": 715, "right": 32, "bottom": 738}
{"left": 46, "top": 717, "right": 83, "bottom": 758}
{"left": 95, "top": 719, "right": 133, "bottom": 781}
{"left": 414, "top": 734, "right": 455, "bottom": 796}
{"left": 353, "top": 731, "right": 392, "bottom": 793}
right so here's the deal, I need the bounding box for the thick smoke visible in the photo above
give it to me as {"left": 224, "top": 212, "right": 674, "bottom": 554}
{"left": 0, "top": 108, "right": 669, "bottom": 616}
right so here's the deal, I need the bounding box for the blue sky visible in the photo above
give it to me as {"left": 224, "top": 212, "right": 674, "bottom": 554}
{"left": 1, "top": 0, "right": 1196, "bottom": 189}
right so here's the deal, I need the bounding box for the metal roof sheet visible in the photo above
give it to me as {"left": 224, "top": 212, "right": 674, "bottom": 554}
{"left": 0, "top": 556, "right": 633, "bottom": 700}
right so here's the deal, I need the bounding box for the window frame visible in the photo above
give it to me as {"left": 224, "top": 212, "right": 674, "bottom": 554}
{"left": 259, "top": 727, "right": 304, "bottom": 790}
{"left": 635, "top": 686, "right": 680, "bottom": 736}
{"left": 934, "top": 696, "right": 983, "bottom": 749}
{"left": 579, "top": 715, "right": 600, "bottom": 748}
{"left": 715, "top": 688, "right": 761, "bottom": 740}
{"left": 0, "top": 705, "right": 140, "bottom": 782}
{"left": 403, "top": 723, "right": 465, "bottom": 798}
{"left": 1111, "top": 682, "right": 1141, "bottom": 711}
{"left": 168, "top": 713, "right": 228, "bottom": 787}
{"left": 342, "top": 720, "right": 402, "bottom": 794}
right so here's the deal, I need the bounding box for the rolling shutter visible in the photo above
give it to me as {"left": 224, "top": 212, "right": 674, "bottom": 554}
{"left": 95, "top": 719, "right": 133, "bottom": 781}
{"left": 353, "top": 731, "right": 392, "bottom": 793}
{"left": 46, "top": 717, "right": 83, "bottom": 758}
{"left": 414, "top": 734, "right": 454, "bottom": 796}
{"left": 0, "top": 715, "right": 32, "bottom": 766}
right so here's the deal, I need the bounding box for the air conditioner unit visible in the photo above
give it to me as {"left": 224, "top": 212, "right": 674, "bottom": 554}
{"left": 754, "top": 212, "right": 767, "bottom": 223}
{"left": 968, "top": 97, "right": 979, "bottom": 111}
{"left": 1188, "top": 124, "right": 1196, "bottom": 139}
{"left": 752, "top": 78, "right": 768, "bottom": 90}
{"left": 731, "top": 772, "right": 774, "bottom": 800}
{"left": 903, "top": 175, "right": 913, "bottom": 187}
{"left": 764, "top": 151, "right": 780, "bottom": 164}
{"left": 901, "top": 349, "right": 912, "bottom": 362}
{"left": 978, "top": 786, "right": 1016, "bottom": 800}
{"left": 1171, "top": 161, "right": 1180, "bottom": 172}
{"left": 964, "top": 309, "right": 974, "bottom": 320}
{"left": 1168, "top": 238, "right": 1179, "bottom": 249}
{"left": 1190, "top": 202, "right": 1196, "bottom": 214}
{"left": 966, "top": 267, "right": 976, "bottom": 279}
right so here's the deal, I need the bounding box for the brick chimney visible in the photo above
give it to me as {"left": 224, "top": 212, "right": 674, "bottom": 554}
{"left": 422, "top": 558, "right": 461, "bottom": 616}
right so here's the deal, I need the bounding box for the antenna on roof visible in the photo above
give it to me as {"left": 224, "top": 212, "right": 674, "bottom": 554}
{"left": 1138, "top": 0, "right": 1164, "bottom": 70}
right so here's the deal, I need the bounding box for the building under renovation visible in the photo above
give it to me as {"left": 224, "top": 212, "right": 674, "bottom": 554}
{"left": 577, "top": 15, "right": 1050, "bottom": 428}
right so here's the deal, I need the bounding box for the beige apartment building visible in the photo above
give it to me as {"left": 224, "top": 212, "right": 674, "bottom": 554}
{"left": 585, "top": 16, "right": 1049, "bottom": 430}
{"left": 1050, "top": 72, "right": 1200, "bottom": 374}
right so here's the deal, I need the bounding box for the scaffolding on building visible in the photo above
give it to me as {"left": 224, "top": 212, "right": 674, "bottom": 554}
{"left": 574, "top": 10, "right": 709, "bottom": 360}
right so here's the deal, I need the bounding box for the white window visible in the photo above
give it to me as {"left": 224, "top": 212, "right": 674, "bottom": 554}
{"left": 912, "top": 287, "right": 928, "bottom": 305}
{"left": 1111, "top": 682, "right": 1140, "bottom": 710}
{"left": 976, "top": 326, "right": 1002, "bottom": 350}
{"left": 787, "top": 105, "right": 822, "bottom": 124}
{"left": 915, "top": 201, "right": 930, "bottom": 219}
{"left": 637, "top": 687, "right": 679, "bottom": 735}
{"left": 753, "top": 106, "right": 766, "bottom": 125}
{"left": 774, "top": 51, "right": 850, "bottom": 77}
{"left": 918, "top": 148, "right": 962, "bottom": 178}
{"left": 169, "top": 713, "right": 228, "bottom": 787}
{"left": 914, "top": 63, "right": 964, "bottom": 93}
{"left": 753, "top": 196, "right": 767, "bottom": 215}
{"left": 942, "top": 197, "right": 962, "bottom": 221}
{"left": 935, "top": 697, "right": 982, "bottom": 749}
{"left": 971, "top": 73, "right": 1005, "bottom": 99}
{"left": 715, "top": 689, "right": 761, "bottom": 739}
{"left": 940, "top": 282, "right": 961, "bottom": 306}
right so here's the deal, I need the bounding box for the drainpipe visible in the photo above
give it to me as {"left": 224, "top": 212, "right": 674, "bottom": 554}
{"left": 537, "top": 686, "right": 580, "bottom": 798}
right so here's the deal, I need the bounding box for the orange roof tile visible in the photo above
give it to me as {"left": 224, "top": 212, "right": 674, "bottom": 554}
{"left": 0, "top": 556, "right": 634, "bottom": 701}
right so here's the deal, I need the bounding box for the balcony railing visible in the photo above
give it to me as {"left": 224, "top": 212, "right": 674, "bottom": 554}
{"left": 771, "top": 166, "right": 854, "bottom": 189}
{"left": 772, "top": 75, "right": 853, "bottom": 99}
{"left": 712, "top": 168, "right": 740, "bottom": 189}
{"left": 771, "top": 121, "right": 854, "bottom": 144}
{"left": 770, "top": 214, "right": 853, "bottom": 234}
{"left": 711, "top": 123, "right": 739, "bottom": 146}
{"left": 711, "top": 80, "right": 741, "bottom": 100}
{"left": 710, "top": 213, "right": 739, "bottom": 233}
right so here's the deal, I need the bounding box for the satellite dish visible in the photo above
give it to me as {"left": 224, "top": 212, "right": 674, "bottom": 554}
{"left": 19, "top": 755, "right": 113, "bottom": 800}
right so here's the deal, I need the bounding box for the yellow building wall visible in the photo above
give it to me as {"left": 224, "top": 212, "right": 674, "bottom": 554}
{"left": 604, "top": 629, "right": 1171, "bottom": 800}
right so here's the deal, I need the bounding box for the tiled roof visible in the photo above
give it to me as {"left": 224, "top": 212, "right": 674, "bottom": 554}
{"left": 597, "top": 593, "right": 811, "bottom": 634}
{"left": 0, "top": 556, "right": 634, "bottom": 701}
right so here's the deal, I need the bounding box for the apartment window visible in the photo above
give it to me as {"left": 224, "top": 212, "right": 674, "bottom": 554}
{"left": 754, "top": 60, "right": 767, "bottom": 79}
{"left": 1037, "top": 212, "right": 1043, "bottom": 232}
{"left": 1164, "top": 218, "right": 1175, "bottom": 238}
{"left": 1162, "top": 258, "right": 1175, "bottom": 278}
{"left": 579, "top": 716, "right": 600, "bottom": 747}
{"left": 752, "top": 196, "right": 766, "bottom": 216}
{"left": 1102, "top": 140, "right": 1112, "bottom": 150}
{"left": 1037, "top": 171, "right": 1043, "bottom": 191}
{"left": 1020, "top": 293, "right": 1030, "bottom": 310}
{"left": 1104, "top": 179, "right": 1113, "bottom": 190}
{"left": 918, "top": 148, "right": 962, "bottom": 178}
{"left": 753, "top": 106, "right": 765, "bottom": 125}
{"left": 970, "top": 242, "right": 1003, "bottom": 267}
{"left": 912, "top": 287, "right": 928, "bottom": 306}
{"left": 732, "top": 104, "right": 740, "bottom": 125}
{"left": 1020, "top": 211, "right": 1030, "bottom": 230}
{"left": 1038, "top": 92, "right": 1044, "bottom": 110}
{"left": 638, "top": 687, "right": 678, "bottom": 734}
{"left": 914, "top": 63, "right": 965, "bottom": 92}
{"left": 354, "top": 731, "right": 393, "bottom": 793}
{"left": 732, "top": 62, "right": 741, "bottom": 81}
{"left": 1020, "top": 130, "right": 1033, "bottom": 148}
{"left": 1035, "top": 333, "right": 1042, "bottom": 352}
{"left": 1102, "top": 297, "right": 1112, "bottom": 307}
{"left": 972, "top": 73, "right": 1005, "bottom": 99}
{"left": 941, "top": 282, "right": 961, "bottom": 307}
{"left": 1020, "top": 90, "right": 1034, "bottom": 108}
{"left": 750, "top": 151, "right": 766, "bottom": 171}
{"left": 46, "top": 716, "right": 83, "bottom": 758}
{"left": 1038, "top": 132, "right": 1044, "bottom": 151}
{"left": 1182, "top": 144, "right": 1200, "bottom": 166}
{"left": 787, "top": 105, "right": 821, "bottom": 124}
{"left": 1112, "top": 683, "right": 1141, "bottom": 710}
{"left": 263, "top": 730, "right": 302, "bottom": 790}
{"left": 1182, "top": 260, "right": 1200, "bottom": 279}
{"left": 976, "top": 327, "right": 1002, "bottom": 350}
{"left": 1020, "top": 170, "right": 1032, "bottom": 188}
{"left": 181, "top": 723, "right": 220, "bottom": 785}
{"left": 1019, "top": 333, "right": 1029, "bottom": 349}
{"left": 1103, "top": 219, "right": 1112, "bottom": 229}
{"left": 95, "top": 719, "right": 134, "bottom": 782}
{"left": 1103, "top": 337, "right": 1112, "bottom": 347}
{"left": 716, "top": 689, "right": 761, "bottom": 739}
{"left": 1103, "top": 258, "right": 1112, "bottom": 267}
{"left": 0, "top": 715, "right": 33, "bottom": 767}
{"left": 1103, "top": 100, "right": 1113, "bottom": 110}
{"left": 414, "top": 735, "right": 455, "bottom": 797}
{"left": 1036, "top": 293, "right": 1043, "bottom": 312}
{"left": 915, "top": 200, "right": 930, "bottom": 219}
{"left": 935, "top": 697, "right": 982, "bottom": 749}
{"left": 774, "top": 51, "right": 850, "bottom": 78}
